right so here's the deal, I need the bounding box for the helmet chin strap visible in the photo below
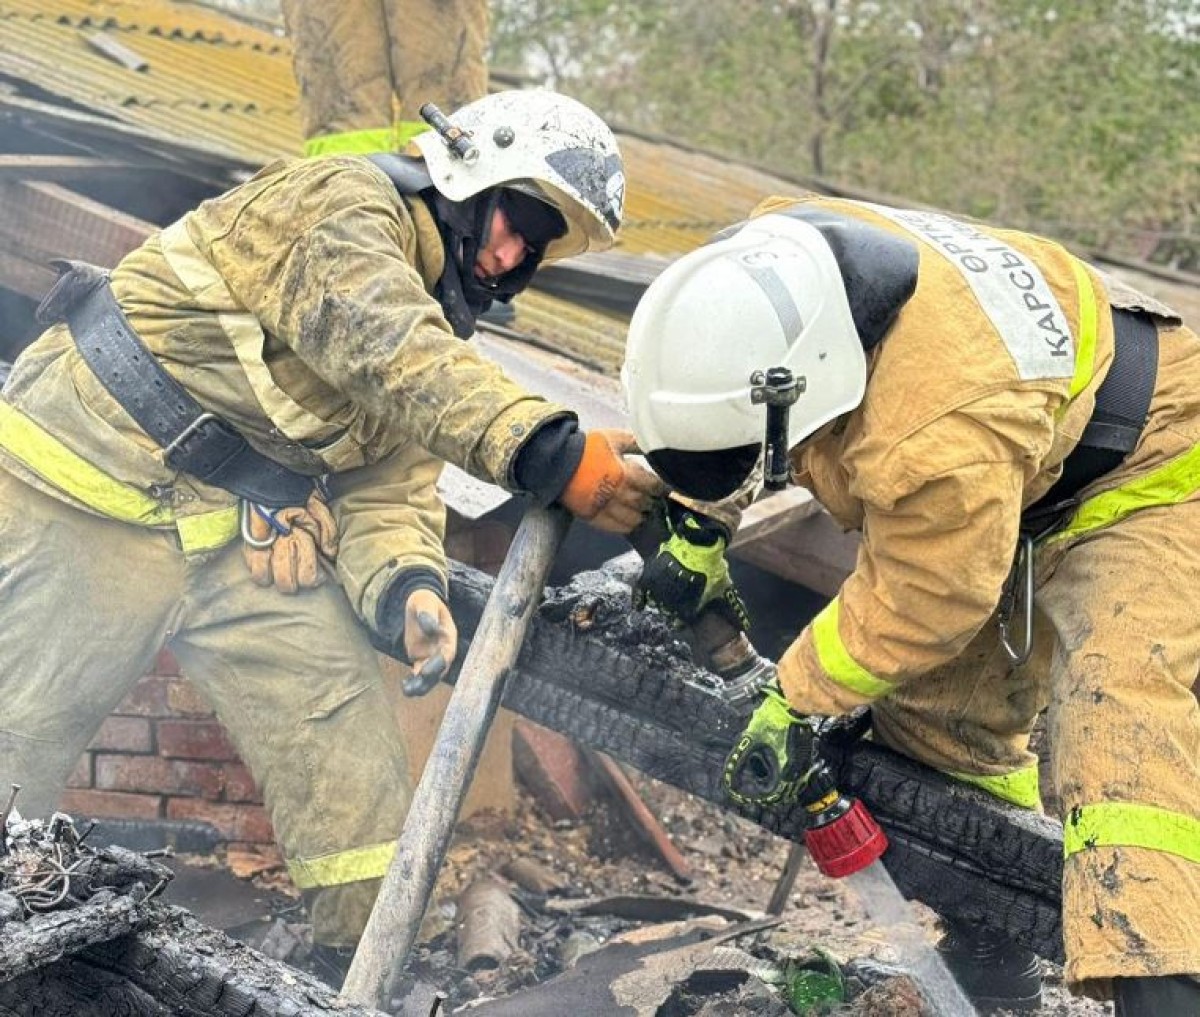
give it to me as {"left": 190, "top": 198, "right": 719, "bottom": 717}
{"left": 424, "top": 190, "right": 500, "bottom": 338}
{"left": 426, "top": 189, "right": 550, "bottom": 338}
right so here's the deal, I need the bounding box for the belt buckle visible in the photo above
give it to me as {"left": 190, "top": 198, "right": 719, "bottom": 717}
{"left": 163, "top": 412, "right": 219, "bottom": 462}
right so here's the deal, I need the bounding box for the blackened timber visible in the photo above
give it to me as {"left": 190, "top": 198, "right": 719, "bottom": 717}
{"left": 446, "top": 558, "right": 1067, "bottom": 962}
{"left": 532, "top": 250, "right": 667, "bottom": 314}
{"left": 0, "top": 891, "right": 156, "bottom": 984}
{"left": 0, "top": 904, "right": 390, "bottom": 1017}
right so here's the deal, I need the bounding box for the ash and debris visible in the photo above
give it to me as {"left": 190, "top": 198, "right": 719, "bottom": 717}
{"left": 536, "top": 573, "right": 742, "bottom": 710}
{"left": 0, "top": 792, "right": 173, "bottom": 922}
{"left": 0, "top": 774, "right": 1108, "bottom": 1016}
{"left": 232, "top": 776, "right": 1106, "bottom": 1016}
{"left": 538, "top": 566, "right": 697, "bottom": 665}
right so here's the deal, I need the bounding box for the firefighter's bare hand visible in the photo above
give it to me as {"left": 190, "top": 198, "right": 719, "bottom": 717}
{"left": 559, "top": 429, "right": 667, "bottom": 535}
{"left": 401, "top": 588, "right": 458, "bottom": 697}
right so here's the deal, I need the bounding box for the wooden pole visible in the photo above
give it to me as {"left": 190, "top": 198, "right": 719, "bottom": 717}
{"left": 340, "top": 506, "right": 571, "bottom": 1008}
{"left": 766, "top": 842, "right": 808, "bottom": 916}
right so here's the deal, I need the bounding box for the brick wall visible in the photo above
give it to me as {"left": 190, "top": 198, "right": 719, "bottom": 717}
{"left": 60, "top": 648, "right": 275, "bottom": 850}
{"left": 60, "top": 513, "right": 517, "bottom": 852}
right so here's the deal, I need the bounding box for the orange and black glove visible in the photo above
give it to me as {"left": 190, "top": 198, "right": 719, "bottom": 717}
{"left": 242, "top": 491, "right": 339, "bottom": 594}
{"left": 558, "top": 428, "right": 666, "bottom": 534}
{"left": 370, "top": 572, "right": 458, "bottom": 697}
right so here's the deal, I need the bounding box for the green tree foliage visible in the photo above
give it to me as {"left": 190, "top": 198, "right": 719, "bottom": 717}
{"left": 492, "top": 0, "right": 1199, "bottom": 265}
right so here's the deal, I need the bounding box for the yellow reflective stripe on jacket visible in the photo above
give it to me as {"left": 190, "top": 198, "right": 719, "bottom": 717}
{"left": 1066, "top": 259, "right": 1098, "bottom": 401}
{"left": 287, "top": 841, "right": 395, "bottom": 889}
{"left": 1049, "top": 440, "right": 1200, "bottom": 544}
{"left": 811, "top": 599, "right": 895, "bottom": 700}
{"left": 1063, "top": 802, "right": 1200, "bottom": 865}
{"left": 0, "top": 402, "right": 239, "bottom": 555}
{"left": 303, "top": 121, "right": 428, "bottom": 158}
{"left": 0, "top": 402, "right": 171, "bottom": 526}
{"left": 948, "top": 765, "right": 1042, "bottom": 810}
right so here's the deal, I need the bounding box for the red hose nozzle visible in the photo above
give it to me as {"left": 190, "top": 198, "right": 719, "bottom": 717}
{"left": 804, "top": 796, "right": 888, "bottom": 878}
{"left": 800, "top": 765, "right": 888, "bottom": 878}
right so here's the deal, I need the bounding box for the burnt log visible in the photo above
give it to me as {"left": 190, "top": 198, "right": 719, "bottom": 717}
{"left": 447, "top": 558, "right": 1066, "bottom": 962}
{"left": 456, "top": 875, "right": 521, "bottom": 973}
{"left": 0, "top": 890, "right": 157, "bottom": 983}
{"left": 0, "top": 903, "right": 388, "bottom": 1017}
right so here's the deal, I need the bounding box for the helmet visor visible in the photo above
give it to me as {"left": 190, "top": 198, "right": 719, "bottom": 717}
{"left": 647, "top": 444, "right": 761, "bottom": 502}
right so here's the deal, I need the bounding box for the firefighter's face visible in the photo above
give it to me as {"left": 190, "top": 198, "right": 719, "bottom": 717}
{"left": 474, "top": 208, "right": 534, "bottom": 281}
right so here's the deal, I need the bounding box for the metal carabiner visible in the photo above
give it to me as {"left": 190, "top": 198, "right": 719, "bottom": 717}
{"left": 239, "top": 500, "right": 287, "bottom": 549}
{"left": 998, "top": 533, "right": 1035, "bottom": 667}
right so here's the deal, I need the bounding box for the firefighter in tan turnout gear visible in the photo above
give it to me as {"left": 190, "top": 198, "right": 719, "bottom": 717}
{"left": 623, "top": 197, "right": 1200, "bottom": 1014}
{"left": 280, "top": 0, "right": 489, "bottom": 158}
{"left": 0, "top": 89, "right": 658, "bottom": 973}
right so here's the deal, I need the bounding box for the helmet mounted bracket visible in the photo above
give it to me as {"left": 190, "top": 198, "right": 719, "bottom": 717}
{"left": 750, "top": 367, "right": 804, "bottom": 490}
{"left": 419, "top": 102, "right": 479, "bottom": 164}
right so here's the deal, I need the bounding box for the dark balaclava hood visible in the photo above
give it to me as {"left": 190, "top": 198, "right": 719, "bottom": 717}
{"left": 425, "top": 186, "right": 567, "bottom": 338}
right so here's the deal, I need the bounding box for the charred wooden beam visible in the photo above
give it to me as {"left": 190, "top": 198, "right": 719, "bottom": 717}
{"left": 446, "top": 558, "right": 1067, "bottom": 962}
{"left": 0, "top": 903, "right": 390, "bottom": 1016}
{"left": 533, "top": 250, "right": 667, "bottom": 315}
{"left": 0, "top": 891, "right": 157, "bottom": 984}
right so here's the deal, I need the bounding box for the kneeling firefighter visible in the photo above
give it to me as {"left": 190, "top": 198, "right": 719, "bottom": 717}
{"left": 622, "top": 197, "right": 1200, "bottom": 1013}
{"left": 0, "top": 89, "right": 661, "bottom": 975}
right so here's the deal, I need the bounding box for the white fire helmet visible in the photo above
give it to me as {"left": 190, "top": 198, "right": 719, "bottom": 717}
{"left": 414, "top": 89, "right": 625, "bottom": 261}
{"left": 621, "top": 213, "right": 866, "bottom": 501}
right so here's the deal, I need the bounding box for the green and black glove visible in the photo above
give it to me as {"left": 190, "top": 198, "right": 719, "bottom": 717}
{"left": 635, "top": 503, "right": 751, "bottom": 633}
{"left": 722, "top": 678, "right": 818, "bottom": 808}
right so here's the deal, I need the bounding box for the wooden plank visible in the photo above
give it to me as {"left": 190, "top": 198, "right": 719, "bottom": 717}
{"left": 730, "top": 508, "right": 857, "bottom": 597}
{"left": 729, "top": 486, "right": 821, "bottom": 549}
{"left": 0, "top": 181, "right": 155, "bottom": 296}
{"left": 343, "top": 507, "right": 572, "bottom": 1008}
{"left": 0, "top": 249, "right": 55, "bottom": 301}
{"left": 0, "top": 156, "right": 144, "bottom": 183}
{"left": 585, "top": 749, "right": 693, "bottom": 883}
{"left": 534, "top": 250, "right": 670, "bottom": 314}
{"left": 0, "top": 94, "right": 249, "bottom": 179}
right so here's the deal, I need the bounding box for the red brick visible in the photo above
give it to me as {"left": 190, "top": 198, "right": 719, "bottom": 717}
{"left": 221, "top": 763, "right": 261, "bottom": 804}
{"left": 165, "top": 679, "right": 213, "bottom": 718}
{"left": 95, "top": 755, "right": 225, "bottom": 799}
{"left": 66, "top": 754, "right": 93, "bottom": 790}
{"left": 153, "top": 648, "right": 181, "bottom": 676}
{"left": 445, "top": 517, "right": 514, "bottom": 577}
{"left": 88, "top": 716, "right": 153, "bottom": 754}
{"left": 117, "top": 677, "right": 211, "bottom": 719}
{"left": 156, "top": 720, "right": 238, "bottom": 761}
{"left": 61, "top": 789, "right": 161, "bottom": 820}
{"left": 511, "top": 720, "right": 594, "bottom": 821}
{"left": 167, "top": 799, "right": 275, "bottom": 845}
{"left": 116, "top": 676, "right": 173, "bottom": 718}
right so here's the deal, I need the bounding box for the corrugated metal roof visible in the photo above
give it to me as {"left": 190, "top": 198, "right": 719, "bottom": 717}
{"left": 0, "top": 0, "right": 805, "bottom": 373}
{"left": 0, "top": 0, "right": 301, "bottom": 163}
